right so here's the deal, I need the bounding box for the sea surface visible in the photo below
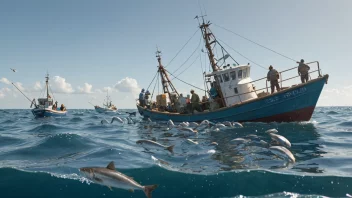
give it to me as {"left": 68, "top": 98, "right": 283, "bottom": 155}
{"left": 1, "top": 107, "right": 352, "bottom": 198}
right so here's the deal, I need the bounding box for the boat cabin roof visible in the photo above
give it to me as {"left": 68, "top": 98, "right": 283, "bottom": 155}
{"left": 205, "top": 64, "right": 250, "bottom": 77}
{"left": 38, "top": 98, "right": 53, "bottom": 102}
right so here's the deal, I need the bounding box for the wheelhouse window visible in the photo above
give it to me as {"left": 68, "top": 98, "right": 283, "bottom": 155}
{"left": 217, "top": 75, "right": 223, "bottom": 83}
{"left": 234, "top": 87, "right": 238, "bottom": 94}
{"left": 230, "top": 71, "right": 236, "bottom": 80}
{"left": 243, "top": 69, "right": 247, "bottom": 78}
{"left": 222, "top": 73, "right": 230, "bottom": 82}
{"left": 238, "top": 70, "right": 243, "bottom": 79}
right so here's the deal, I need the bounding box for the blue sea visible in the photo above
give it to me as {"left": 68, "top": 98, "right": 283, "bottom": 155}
{"left": 1, "top": 107, "right": 352, "bottom": 198}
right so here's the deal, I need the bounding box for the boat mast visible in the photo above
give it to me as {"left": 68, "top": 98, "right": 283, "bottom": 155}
{"left": 156, "top": 50, "right": 179, "bottom": 100}
{"left": 197, "top": 16, "right": 226, "bottom": 107}
{"left": 45, "top": 73, "right": 49, "bottom": 100}
{"left": 198, "top": 16, "right": 218, "bottom": 72}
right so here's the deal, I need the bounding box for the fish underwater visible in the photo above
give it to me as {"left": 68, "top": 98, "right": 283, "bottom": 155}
{"left": 79, "top": 161, "right": 158, "bottom": 198}
{"left": 136, "top": 139, "right": 175, "bottom": 153}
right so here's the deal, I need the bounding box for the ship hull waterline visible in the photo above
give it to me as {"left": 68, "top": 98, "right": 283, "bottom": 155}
{"left": 137, "top": 75, "right": 329, "bottom": 123}
{"left": 31, "top": 109, "right": 67, "bottom": 118}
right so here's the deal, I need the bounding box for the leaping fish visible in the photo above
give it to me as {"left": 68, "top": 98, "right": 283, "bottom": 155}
{"left": 136, "top": 139, "right": 175, "bottom": 154}
{"left": 111, "top": 116, "right": 124, "bottom": 124}
{"left": 79, "top": 161, "right": 158, "bottom": 198}
{"left": 269, "top": 146, "right": 295, "bottom": 163}
{"left": 269, "top": 133, "right": 291, "bottom": 148}
{"left": 232, "top": 122, "right": 243, "bottom": 128}
{"left": 265, "top": 128, "right": 278, "bottom": 134}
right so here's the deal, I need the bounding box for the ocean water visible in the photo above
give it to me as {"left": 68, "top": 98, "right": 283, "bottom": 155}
{"left": 1, "top": 107, "right": 352, "bottom": 198}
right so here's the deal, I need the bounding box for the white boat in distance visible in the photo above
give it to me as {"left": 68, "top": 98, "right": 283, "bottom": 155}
{"left": 93, "top": 91, "right": 118, "bottom": 113}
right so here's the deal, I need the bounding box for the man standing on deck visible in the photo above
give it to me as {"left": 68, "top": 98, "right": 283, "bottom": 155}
{"left": 190, "top": 89, "right": 202, "bottom": 113}
{"left": 139, "top": 89, "right": 145, "bottom": 107}
{"left": 267, "top": 65, "right": 280, "bottom": 94}
{"left": 297, "top": 59, "right": 310, "bottom": 83}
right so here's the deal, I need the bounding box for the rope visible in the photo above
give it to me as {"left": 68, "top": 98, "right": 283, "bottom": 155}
{"left": 217, "top": 38, "right": 267, "bottom": 70}
{"left": 164, "top": 68, "right": 205, "bottom": 91}
{"left": 146, "top": 71, "right": 158, "bottom": 91}
{"left": 171, "top": 53, "right": 201, "bottom": 80}
{"left": 165, "top": 29, "right": 200, "bottom": 68}
{"left": 150, "top": 71, "right": 158, "bottom": 100}
{"left": 11, "top": 82, "right": 32, "bottom": 103}
{"left": 172, "top": 35, "right": 202, "bottom": 74}
{"left": 213, "top": 23, "right": 297, "bottom": 62}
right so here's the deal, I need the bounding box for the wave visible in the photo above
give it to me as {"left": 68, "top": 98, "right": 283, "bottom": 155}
{"left": 339, "top": 122, "right": 352, "bottom": 127}
{"left": 70, "top": 117, "right": 84, "bottom": 122}
{"left": 28, "top": 124, "right": 71, "bottom": 133}
{"left": 1, "top": 119, "right": 15, "bottom": 124}
{"left": 1, "top": 167, "right": 352, "bottom": 198}
{"left": 327, "top": 111, "right": 339, "bottom": 115}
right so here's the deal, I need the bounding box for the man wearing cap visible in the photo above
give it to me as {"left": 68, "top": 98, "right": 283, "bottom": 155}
{"left": 267, "top": 65, "right": 280, "bottom": 94}
{"left": 190, "top": 89, "right": 202, "bottom": 113}
{"left": 297, "top": 59, "right": 310, "bottom": 83}
{"left": 139, "top": 88, "right": 145, "bottom": 107}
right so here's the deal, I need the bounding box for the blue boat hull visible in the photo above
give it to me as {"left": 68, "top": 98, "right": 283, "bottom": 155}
{"left": 137, "top": 75, "right": 329, "bottom": 123}
{"left": 31, "top": 109, "right": 67, "bottom": 118}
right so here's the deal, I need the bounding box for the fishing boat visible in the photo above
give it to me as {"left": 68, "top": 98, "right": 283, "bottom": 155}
{"left": 136, "top": 16, "right": 329, "bottom": 123}
{"left": 13, "top": 73, "right": 67, "bottom": 117}
{"left": 93, "top": 91, "right": 118, "bottom": 113}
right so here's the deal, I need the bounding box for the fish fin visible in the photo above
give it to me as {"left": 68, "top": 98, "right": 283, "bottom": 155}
{"left": 165, "top": 145, "right": 175, "bottom": 154}
{"left": 129, "top": 189, "right": 134, "bottom": 193}
{"left": 144, "top": 185, "right": 158, "bottom": 198}
{"left": 108, "top": 186, "right": 113, "bottom": 191}
{"left": 106, "top": 161, "right": 115, "bottom": 170}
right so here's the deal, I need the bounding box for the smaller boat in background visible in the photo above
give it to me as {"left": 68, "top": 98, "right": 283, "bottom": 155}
{"left": 93, "top": 91, "right": 118, "bottom": 113}
{"left": 13, "top": 73, "right": 68, "bottom": 118}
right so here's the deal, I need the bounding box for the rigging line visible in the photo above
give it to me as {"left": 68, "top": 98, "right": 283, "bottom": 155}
{"left": 151, "top": 71, "right": 158, "bottom": 100}
{"left": 171, "top": 53, "right": 201, "bottom": 80}
{"left": 11, "top": 82, "right": 32, "bottom": 103}
{"left": 217, "top": 38, "right": 267, "bottom": 70}
{"left": 172, "top": 35, "right": 202, "bottom": 75}
{"left": 199, "top": 52, "right": 208, "bottom": 95}
{"left": 49, "top": 84, "right": 56, "bottom": 102}
{"left": 213, "top": 23, "right": 297, "bottom": 62}
{"left": 146, "top": 71, "right": 158, "bottom": 91}
{"left": 164, "top": 68, "right": 205, "bottom": 91}
{"left": 165, "top": 28, "right": 200, "bottom": 68}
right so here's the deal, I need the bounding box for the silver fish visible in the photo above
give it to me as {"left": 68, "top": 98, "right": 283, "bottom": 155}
{"left": 186, "top": 139, "right": 198, "bottom": 145}
{"left": 200, "top": 120, "right": 210, "bottom": 126}
{"left": 101, "top": 119, "right": 109, "bottom": 124}
{"left": 178, "top": 127, "right": 198, "bottom": 136}
{"left": 189, "top": 122, "right": 199, "bottom": 128}
{"left": 269, "top": 146, "right": 295, "bottom": 163}
{"left": 265, "top": 128, "right": 278, "bottom": 134}
{"left": 269, "top": 133, "right": 291, "bottom": 148}
{"left": 136, "top": 139, "right": 175, "bottom": 153}
{"left": 232, "top": 122, "right": 243, "bottom": 128}
{"left": 215, "top": 123, "right": 226, "bottom": 128}
{"left": 167, "top": 120, "right": 175, "bottom": 129}
{"left": 111, "top": 116, "right": 124, "bottom": 124}
{"left": 222, "top": 121, "right": 233, "bottom": 127}
{"left": 231, "top": 138, "right": 249, "bottom": 145}
{"left": 79, "top": 161, "right": 158, "bottom": 198}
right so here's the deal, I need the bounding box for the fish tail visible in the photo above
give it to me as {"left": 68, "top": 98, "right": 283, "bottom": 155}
{"left": 143, "top": 184, "right": 158, "bottom": 198}
{"left": 165, "top": 145, "right": 175, "bottom": 153}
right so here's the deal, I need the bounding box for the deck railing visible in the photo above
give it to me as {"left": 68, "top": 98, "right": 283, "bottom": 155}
{"left": 206, "top": 61, "right": 323, "bottom": 106}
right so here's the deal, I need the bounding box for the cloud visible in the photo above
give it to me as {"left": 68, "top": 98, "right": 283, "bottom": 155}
{"left": 0, "top": 88, "right": 11, "bottom": 99}
{"left": 33, "top": 81, "right": 42, "bottom": 91}
{"left": 0, "top": 77, "right": 11, "bottom": 85}
{"left": 103, "top": 86, "right": 113, "bottom": 93}
{"left": 114, "top": 77, "right": 140, "bottom": 95}
{"left": 14, "top": 82, "right": 25, "bottom": 91}
{"left": 51, "top": 76, "right": 74, "bottom": 93}
{"left": 77, "top": 83, "right": 93, "bottom": 94}
{"left": 319, "top": 85, "right": 352, "bottom": 106}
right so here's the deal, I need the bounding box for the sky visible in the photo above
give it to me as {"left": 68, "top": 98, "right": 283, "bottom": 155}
{"left": 0, "top": 0, "right": 351, "bottom": 109}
